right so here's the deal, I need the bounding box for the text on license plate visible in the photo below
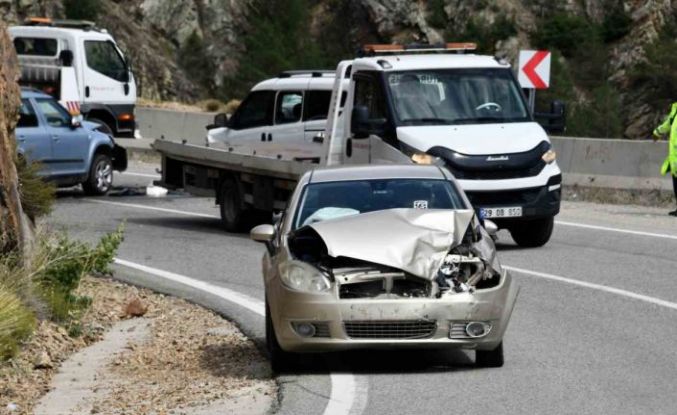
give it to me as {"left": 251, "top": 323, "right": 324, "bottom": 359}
{"left": 480, "top": 207, "right": 523, "bottom": 218}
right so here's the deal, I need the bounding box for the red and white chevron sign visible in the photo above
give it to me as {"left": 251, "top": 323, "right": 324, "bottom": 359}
{"left": 518, "top": 50, "right": 551, "bottom": 89}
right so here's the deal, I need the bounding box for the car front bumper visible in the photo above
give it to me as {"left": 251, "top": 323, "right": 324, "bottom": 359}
{"left": 268, "top": 270, "right": 519, "bottom": 353}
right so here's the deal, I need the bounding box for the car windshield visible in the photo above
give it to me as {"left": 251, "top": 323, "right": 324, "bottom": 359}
{"left": 293, "top": 178, "right": 466, "bottom": 229}
{"left": 387, "top": 68, "right": 530, "bottom": 126}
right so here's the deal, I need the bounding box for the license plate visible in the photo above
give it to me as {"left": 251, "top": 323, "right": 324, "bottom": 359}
{"left": 480, "top": 206, "right": 523, "bottom": 218}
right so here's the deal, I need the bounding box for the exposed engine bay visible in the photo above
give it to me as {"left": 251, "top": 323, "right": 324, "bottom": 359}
{"left": 288, "top": 209, "right": 501, "bottom": 299}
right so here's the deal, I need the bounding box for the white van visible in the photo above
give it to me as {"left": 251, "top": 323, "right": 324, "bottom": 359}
{"left": 9, "top": 18, "right": 137, "bottom": 137}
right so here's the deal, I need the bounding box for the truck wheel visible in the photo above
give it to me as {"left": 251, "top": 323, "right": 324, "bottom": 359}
{"left": 509, "top": 216, "right": 554, "bottom": 248}
{"left": 88, "top": 117, "right": 114, "bottom": 137}
{"left": 266, "top": 300, "right": 297, "bottom": 373}
{"left": 82, "top": 154, "right": 113, "bottom": 195}
{"left": 219, "top": 180, "right": 252, "bottom": 232}
{"left": 476, "top": 342, "right": 504, "bottom": 368}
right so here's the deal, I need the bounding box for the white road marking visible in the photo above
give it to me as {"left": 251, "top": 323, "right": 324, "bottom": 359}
{"left": 83, "top": 199, "right": 219, "bottom": 219}
{"left": 505, "top": 265, "right": 677, "bottom": 311}
{"left": 120, "top": 171, "right": 160, "bottom": 179}
{"left": 113, "top": 257, "right": 362, "bottom": 415}
{"left": 556, "top": 220, "right": 677, "bottom": 241}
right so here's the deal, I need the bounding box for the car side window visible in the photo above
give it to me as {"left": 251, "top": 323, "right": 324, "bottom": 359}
{"left": 275, "top": 91, "right": 303, "bottom": 124}
{"left": 18, "top": 99, "right": 39, "bottom": 128}
{"left": 303, "top": 91, "right": 348, "bottom": 121}
{"left": 354, "top": 75, "right": 386, "bottom": 120}
{"left": 35, "top": 98, "right": 71, "bottom": 128}
{"left": 85, "top": 40, "right": 128, "bottom": 82}
{"left": 230, "top": 91, "right": 275, "bottom": 130}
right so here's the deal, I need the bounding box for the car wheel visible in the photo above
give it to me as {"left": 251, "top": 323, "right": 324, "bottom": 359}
{"left": 83, "top": 154, "right": 113, "bottom": 195}
{"left": 509, "top": 216, "right": 554, "bottom": 248}
{"left": 219, "top": 180, "right": 254, "bottom": 232}
{"left": 476, "top": 342, "right": 504, "bottom": 368}
{"left": 88, "top": 117, "right": 114, "bottom": 137}
{"left": 266, "top": 300, "right": 296, "bottom": 373}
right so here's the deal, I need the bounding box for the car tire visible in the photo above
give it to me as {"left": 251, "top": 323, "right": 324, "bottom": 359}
{"left": 219, "top": 180, "right": 254, "bottom": 232}
{"left": 476, "top": 342, "right": 504, "bottom": 368}
{"left": 82, "top": 154, "right": 114, "bottom": 195}
{"left": 87, "top": 117, "right": 114, "bottom": 137}
{"left": 509, "top": 216, "right": 554, "bottom": 248}
{"left": 266, "top": 300, "right": 296, "bottom": 373}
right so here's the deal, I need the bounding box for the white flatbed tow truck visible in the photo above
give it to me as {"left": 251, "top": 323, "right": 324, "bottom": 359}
{"left": 155, "top": 43, "right": 565, "bottom": 247}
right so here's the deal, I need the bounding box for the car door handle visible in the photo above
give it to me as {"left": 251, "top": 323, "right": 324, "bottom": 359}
{"left": 312, "top": 132, "right": 325, "bottom": 143}
{"left": 267, "top": 133, "right": 272, "bottom": 142}
{"left": 261, "top": 133, "right": 266, "bottom": 142}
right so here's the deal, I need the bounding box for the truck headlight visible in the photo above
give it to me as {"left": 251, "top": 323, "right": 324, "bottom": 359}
{"left": 280, "top": 262, "right": 331, "bottom": 293}
{"left": 542, "top": 150, "right": 557, "bottom": 164}
{"left": 412, "top": 152, "right": 441, "bottom": 165}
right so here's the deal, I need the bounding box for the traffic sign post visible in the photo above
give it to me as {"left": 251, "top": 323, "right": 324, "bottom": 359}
{"left": 518, "top": 50, "right": 551, "bottom": 113}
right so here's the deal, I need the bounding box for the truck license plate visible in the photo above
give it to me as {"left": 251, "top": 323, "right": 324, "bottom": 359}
{"left": 481, "top": 207, "right": 523, "bottom": 218}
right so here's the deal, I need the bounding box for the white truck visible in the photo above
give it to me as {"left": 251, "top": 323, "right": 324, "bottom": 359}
{"left": 155, "top": 43, "right": 564, "bottom": 247}
{"left": 9, "top": 18, "right": 137, "bottom": 137}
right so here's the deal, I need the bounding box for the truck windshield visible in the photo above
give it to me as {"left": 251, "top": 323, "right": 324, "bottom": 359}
{"left": 386, "top": 68, "right": 530, "bottom": 126}
{"left": 294, "top": 178, "right": 466, "bottom": 229}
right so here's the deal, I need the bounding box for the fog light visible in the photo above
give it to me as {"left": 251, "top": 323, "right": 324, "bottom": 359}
{"left": 292, "top": 322, "right": 316, "bottom": 338}
{"left": 465, "top": 322, "right": 492, "bottom": 338}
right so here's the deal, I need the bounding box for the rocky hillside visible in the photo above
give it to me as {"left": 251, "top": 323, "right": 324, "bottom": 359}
{"left": 2, "top": 0, "right": 676, "bottom": 138}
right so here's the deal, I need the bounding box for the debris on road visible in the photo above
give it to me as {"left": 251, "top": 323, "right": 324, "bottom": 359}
{"left": 0, "top": 276, "right": 275, "bottom": 415}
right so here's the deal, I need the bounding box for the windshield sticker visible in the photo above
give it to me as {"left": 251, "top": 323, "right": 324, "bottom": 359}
{"left": 413, "top": 200, "right": 429, "bottom": 209}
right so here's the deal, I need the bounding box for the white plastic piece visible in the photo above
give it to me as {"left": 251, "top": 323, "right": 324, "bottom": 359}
{"left": 146, "top": 185, "right": 168, "bottom": 198}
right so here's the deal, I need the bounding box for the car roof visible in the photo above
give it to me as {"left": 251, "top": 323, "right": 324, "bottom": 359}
{"left": 20, "top": 87, "right": 51, "bottom": 99}
{"left": 307, "top": 164, "right": 448, "bottom": 184}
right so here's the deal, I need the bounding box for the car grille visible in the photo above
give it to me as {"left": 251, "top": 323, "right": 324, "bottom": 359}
{"left": 313, "top": 322, "right": 331, "bottom": 338}
{"left": 343, "top": 320, "right": 437, "bottom": 339}
{"left": 465, "top": 187, "right": 544, "bottom": 207}
{"left": 447, "top": 162, "right": 545, "bottom": 180}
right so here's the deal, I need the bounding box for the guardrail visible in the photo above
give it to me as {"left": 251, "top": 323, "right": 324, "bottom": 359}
{"left": 136, "top": 107, "right": 674, "bottom": 192}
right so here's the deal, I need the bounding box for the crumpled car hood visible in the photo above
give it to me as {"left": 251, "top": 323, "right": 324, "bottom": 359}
{"left": 307, "top": 208, "right": 475, "bottom": 280}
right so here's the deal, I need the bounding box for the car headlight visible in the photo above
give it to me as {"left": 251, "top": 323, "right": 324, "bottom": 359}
{"left": 542, "top": 149, "right": 557, "bottom": 164}
{"left": 280, "top": 262, "right": 331, "bottom": 293}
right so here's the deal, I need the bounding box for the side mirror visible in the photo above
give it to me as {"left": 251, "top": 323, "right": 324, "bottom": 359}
{"left": 351, "top": 105, "right": 385, "bottom": 139}
{"left": 207, "top": 113, "right": 229, "bottom": 130}
{"left": 59, "top": 50, "right": 74, "bottom": 67}
{"left": 484, "top": 220, "right": 498, "bottom": 236}
{"left": 250, "top": 224, "right": 275, "bottom": 243}
{"left": 70, "top": 115, "right": 82, "bottom": 129}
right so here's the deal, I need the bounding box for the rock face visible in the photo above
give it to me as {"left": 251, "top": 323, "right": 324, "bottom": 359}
{"left": 0, "top": 20, "right": 30, "bottom": 255}
{"left": 2, "top": 0, "right": 676, "bottom": 137}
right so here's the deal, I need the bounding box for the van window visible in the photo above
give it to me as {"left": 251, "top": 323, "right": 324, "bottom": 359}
{"left": 85, "top": 41, "right": 128, "bottom": 82}
{"left": 275, "top": 91, "right": 303, "bottom": 124}
{"left": 304, "top": 91, "right": 347, "bottom": 121}
{"left": 230, "top": 91, "right": 275, "bottom": 130}
{"left": 13, "top": 37, "right": 58, "bottom": 56}
{"left": 18, "top": 99, "right": 39, "bottom": 128}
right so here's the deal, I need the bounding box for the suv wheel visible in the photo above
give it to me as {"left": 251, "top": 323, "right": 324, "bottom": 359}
{"left": 83, "top": 154, "right": 113, "bottom": 195}
{"left": 476, "top": 342, "right": 504, "bottom": 368}
{"left": 509, "top": 216, "right": 554, "bottom": 248}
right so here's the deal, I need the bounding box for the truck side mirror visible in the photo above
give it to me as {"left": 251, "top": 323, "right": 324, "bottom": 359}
{"left": 59, "top": 50, "right": 73, "bottom": 67}
{"left": 207, "top": 113, "right": 229, "bottom": 130}
{"left": 351, "top": 105, "right": 385, "bottom": 139}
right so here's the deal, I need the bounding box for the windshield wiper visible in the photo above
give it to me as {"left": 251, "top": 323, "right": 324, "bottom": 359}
{"left": 400, "top": 117, "right": 455, "bottom": 125}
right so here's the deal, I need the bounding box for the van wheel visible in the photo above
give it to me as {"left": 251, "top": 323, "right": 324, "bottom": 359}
{"left": 266, "top": 300, "right": 296, "bottom": 373}
{"left": 88, "top": 117, "right": 114, "bottom": 137}
{"left": 509, "top": 216, "right": 554, "bottom": 248}
{"left": 219, "top": 180, "right": 253, "bottom": 232}
{"left": 83, "top": 154, "right": 113, "bottom": 195}
{"left": 476, "top": 342, "right": 504, "bottom": 368}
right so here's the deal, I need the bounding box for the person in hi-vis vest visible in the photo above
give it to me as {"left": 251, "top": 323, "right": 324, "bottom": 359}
{"left": 653, "top": 102, "right": 677, "bottom": 216}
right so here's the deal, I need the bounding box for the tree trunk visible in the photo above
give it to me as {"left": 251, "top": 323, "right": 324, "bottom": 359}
{"left": 0, "top": 21, "right": 31, "bottom": 256}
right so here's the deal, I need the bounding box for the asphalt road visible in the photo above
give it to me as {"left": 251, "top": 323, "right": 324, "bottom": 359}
{"left": 47, "top": 163, "right": 677, "bottom": 414}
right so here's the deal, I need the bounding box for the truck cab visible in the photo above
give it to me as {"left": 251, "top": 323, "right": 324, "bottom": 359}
{"left": 327, "top": 43, "right": 562, "bottom": 247}
{"left": 9, "top": 18, "right": 137, "bottom": 137}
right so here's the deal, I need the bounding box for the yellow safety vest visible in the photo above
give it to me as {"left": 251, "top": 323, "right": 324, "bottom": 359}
{"left": 653, "top": 102, "right": 677, "bottom": 177}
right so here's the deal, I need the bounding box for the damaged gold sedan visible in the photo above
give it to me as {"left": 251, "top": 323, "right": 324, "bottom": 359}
{"left": 251, "top": 165, "right": 518, "bottom": 372}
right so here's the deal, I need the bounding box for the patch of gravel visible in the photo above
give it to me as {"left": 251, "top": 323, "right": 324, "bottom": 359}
{"left": 0, "top": 277, "right": 275, "bottom": 415}
{"left": 564, "top": 185, "right": 676, "bottom": 208}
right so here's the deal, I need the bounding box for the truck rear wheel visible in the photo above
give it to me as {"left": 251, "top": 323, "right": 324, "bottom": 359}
{"left": 219, "top": 180, "right": 254, "bottom": 232}
{"left": 509, "top": 216, "right": 554, "bottom": 248}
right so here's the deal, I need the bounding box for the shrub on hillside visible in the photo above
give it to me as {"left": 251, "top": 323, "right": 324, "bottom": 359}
{"left": 0, "top": 286, "right": 35, "bottom": 360}
{"left": 64, "top": 0, "right": 100, "bottom": 21}
{"left": 533, "top": 14, "right": 599, "bottom": 58}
